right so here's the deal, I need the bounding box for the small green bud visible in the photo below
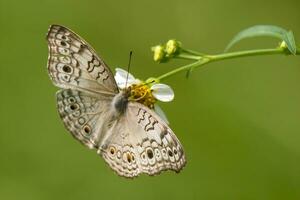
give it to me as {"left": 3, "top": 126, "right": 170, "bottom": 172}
{"left": 279, "top": 41, "right": 287, "bottom": 49}
{"left": 152, "top": 45, "right": 167, "bottom": 63}
{"left": 165, "top": 39, "right": 181, "bottom": 55}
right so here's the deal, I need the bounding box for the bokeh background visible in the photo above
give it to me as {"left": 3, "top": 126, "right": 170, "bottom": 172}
{"left": 1, "top": 0, "right": 300, "bottom": 199}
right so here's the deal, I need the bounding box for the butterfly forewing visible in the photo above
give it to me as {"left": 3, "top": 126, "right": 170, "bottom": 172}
{"left": 47, "top": 25, "right": 118, "bottom": 95}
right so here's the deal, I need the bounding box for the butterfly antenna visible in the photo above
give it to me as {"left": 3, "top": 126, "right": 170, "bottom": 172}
{"left": 125, "top": 51, "right": 133, "bottom": 89}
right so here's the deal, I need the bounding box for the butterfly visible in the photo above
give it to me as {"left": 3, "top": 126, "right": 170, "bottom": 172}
{"left": 46, "top": 24, "right": 186, "bottom": 178}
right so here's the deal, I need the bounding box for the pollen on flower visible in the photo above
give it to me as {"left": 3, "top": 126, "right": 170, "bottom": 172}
{"left": 129, "top": 84, "right": 156, "bottom": 108}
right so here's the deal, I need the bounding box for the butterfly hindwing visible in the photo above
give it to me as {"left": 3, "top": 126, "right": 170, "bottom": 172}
{"left": 56, "top": 89, "right": 112, "bottom": 149}
{"left": 99, "top": 102, "right": 186, "bottom": 178}
{"left": 47, "top": 25, "right": 118, "bottom": 95}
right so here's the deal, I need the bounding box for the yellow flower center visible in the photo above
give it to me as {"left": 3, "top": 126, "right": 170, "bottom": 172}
{"left": 128, "top": 83, "right": 156, "bottom": 108}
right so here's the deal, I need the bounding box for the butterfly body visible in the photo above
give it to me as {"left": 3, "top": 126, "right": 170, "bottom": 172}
{"left": 112, "top": 90, "right": 130, "bottom": 115}
{"left": 47, "top": 25, "right": 186, "bottom": 178}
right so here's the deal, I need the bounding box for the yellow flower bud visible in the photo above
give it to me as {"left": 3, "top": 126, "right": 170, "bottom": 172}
{"left": 152, "top": 45, "right": 166, "bottom": 62}
{"left": 165, "top": 39, "right": 181, "bottom": 55}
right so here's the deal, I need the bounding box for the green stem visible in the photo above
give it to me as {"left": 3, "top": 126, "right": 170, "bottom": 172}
{"left": 156, "top": 59, "right": 209, "bottom": 81}
{"left": 176, "top": 54, "right": 201, "bottom": 60}
{"left": 156, "top": 47, "right": 298, "bottom": 81}
{"left": 208, "top": 48, "right": 285, "bottom": 61}
{"left": 181, "top": 48, "right": 206, "bottom": 56}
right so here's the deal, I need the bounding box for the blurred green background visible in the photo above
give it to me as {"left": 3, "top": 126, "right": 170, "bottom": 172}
{"left": 1, "top": 0, "right": 300, "bottom": 199}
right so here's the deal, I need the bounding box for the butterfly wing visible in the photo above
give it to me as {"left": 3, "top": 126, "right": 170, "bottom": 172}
{"left": 98, "top": 102, "right": 186, "bottom": 178}
{"left": 47, "top": 24, "right": 118, "bottom": 95}
{"left": 47, "top": 25, "right": 119, "bottom": 148}
{"left": 56, "top": 89, "right": 114, "bottom": 149}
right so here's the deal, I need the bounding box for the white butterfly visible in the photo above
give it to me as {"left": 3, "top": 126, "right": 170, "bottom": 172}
{"left": 46, "top": 24, "right": 186, "bottom": 178}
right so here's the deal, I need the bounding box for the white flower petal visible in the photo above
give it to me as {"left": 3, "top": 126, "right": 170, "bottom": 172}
{"left": 114, "top": 68, "right": 136, "bottom": 88}
{"left": 151, "top": 83, "right": 174, "bottom": 102}
{"left": 154, "top": 104, "right": 169, "bottom": 124}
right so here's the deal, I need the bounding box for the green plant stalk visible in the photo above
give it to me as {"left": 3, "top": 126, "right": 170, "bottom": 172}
{"left": 156, "top": 47, "right": 299, "bottom": 81}
{"left": 181, "top": 48, "right": 206, "bottom": 56}
{"left": 156, "top": 59, "right": 209, "bottom": 81}
{"left": 176, "top": 54, "right": 202, "bottom": 60}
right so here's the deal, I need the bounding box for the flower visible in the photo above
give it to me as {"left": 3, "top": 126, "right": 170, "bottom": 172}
{"left": 114, "top": 68, "right": 174, "bottom": 124}
{"left": 114, "top": 68, "right": 174, "bottom": 102}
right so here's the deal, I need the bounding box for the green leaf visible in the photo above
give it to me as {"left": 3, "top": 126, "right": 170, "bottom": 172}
{"left": 282, "top": 31, "right": 296, "bottom": 55}
{"left": 225, "top": 25, "right": 297, "bottom": 55}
